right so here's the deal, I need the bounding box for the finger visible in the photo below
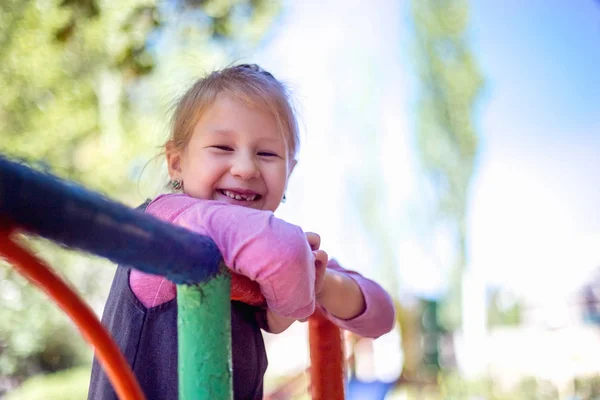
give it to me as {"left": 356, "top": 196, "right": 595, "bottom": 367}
{"left": 313, "top": 251, "right": 326, "bottom": 270}
{"left": 313, "top": 249, "right": 328, "bottom": 268}
{"left": 306, "top": 232, "right": 320, "bottom": 250}
{"left": 305, "top": 232, "right": 321, "bottom": 250}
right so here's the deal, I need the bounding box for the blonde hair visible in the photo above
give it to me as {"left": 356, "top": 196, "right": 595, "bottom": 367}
{"left": 167, "top": 64, "right": 299, "bottom": 162}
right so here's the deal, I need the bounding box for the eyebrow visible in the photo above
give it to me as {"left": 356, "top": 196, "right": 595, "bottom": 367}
{"left": 209, "top": 128, "right": 283, "bottom": 144}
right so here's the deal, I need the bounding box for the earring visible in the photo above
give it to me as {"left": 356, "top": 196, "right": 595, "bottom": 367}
{"left": 282, "top": 194, "right": 287, "bottom": 203}
{"left": 171, "top": 179, "right": 183, "bottom": 190}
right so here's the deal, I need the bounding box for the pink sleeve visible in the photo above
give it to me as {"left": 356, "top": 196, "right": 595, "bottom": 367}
{"left": 317, "top": 259, "right": 396, "bottom": 338}
{"left": 130, "top": 195, "right": 315, "bottom": 319}
{"left": 129, "top": 272, "right": 176, "bottom": 308}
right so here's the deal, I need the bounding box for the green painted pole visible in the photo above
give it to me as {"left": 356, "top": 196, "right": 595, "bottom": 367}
{"left": 177, "top": 264, "right": 232, "bottom": 400}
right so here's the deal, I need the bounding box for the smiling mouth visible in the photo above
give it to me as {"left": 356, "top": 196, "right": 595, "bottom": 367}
{"left": 218, "top": 189, "right": 261, "bottom": 202}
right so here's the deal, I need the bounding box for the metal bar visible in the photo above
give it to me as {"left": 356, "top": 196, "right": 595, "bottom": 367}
{"left": 178, "top": 265, "right": 233, "bottom": 400}
{"left": 0, "top": 155, "right": 220, "bottom": 284}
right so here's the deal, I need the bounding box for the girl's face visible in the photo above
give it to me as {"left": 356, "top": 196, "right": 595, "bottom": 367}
{"left": 167, "top": 93, "right": 295, "bottom": 212}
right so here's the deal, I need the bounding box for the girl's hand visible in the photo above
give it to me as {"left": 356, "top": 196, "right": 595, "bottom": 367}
{"left": 313, "top": 249, "right": 328, "bottom": 298}
{"left": 305, "top": 232, "right": 321, "bottom": 251}
{"left": 305, "top": 232, "right": 328, "bottom": 298}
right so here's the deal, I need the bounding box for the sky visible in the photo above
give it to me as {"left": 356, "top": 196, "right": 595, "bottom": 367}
{"left": 468, "top": 0, "right": 600, "bottom": 302}
{"left": 253, "top": 0, "right": 600, "bottom": 306}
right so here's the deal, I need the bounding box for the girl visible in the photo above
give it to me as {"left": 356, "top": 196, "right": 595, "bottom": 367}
{"left": 88, "top": 64, "right": 395, "bottom": 400}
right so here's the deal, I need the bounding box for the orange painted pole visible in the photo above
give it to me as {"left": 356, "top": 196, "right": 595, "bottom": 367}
{"left": 0, "top": 228, "right": 145, "bottom": 400}
{"left": 231, "top": 273, "right": 347, "bottom": 400}
{"left": 308, "top": 309, "right": 345, "bottom": 400}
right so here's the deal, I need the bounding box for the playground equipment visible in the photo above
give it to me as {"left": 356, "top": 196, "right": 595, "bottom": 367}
{"left": 0, "top": 155, "right": 344, "bottom": 400}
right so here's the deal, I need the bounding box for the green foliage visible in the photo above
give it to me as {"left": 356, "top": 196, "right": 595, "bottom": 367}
{"left": 411, "top": 0, "right": 483, "bottom": 218}
{"left": 437, "top": 374, "right": 560, "bottom": 400}
{"left": 0, "top": 239, "right": 110, "bottom": 381}
{"left": 410, "top": 0, "right": 484, "bottom": 330}
{"left": 4, "top": 366, "right": 91, "bottom": 400}
{"left": 393, "top": 373, "right": 600, "bottom": 400}
{"left": 0, "top": 0, "right": 282, "bottom": 196}
{"left": 487, "top": 288, "right": 522, "bottom": 327}
{"left": 0, "top": 0, "right": 282, "bottom": 389}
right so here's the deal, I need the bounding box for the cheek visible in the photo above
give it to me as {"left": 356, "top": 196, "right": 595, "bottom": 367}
{"left": 189, "top": 152, "right": 222, "bottom": 172}
{"left": 183, "top": 156, "right": 224, "bottom": 186}
{"left": 264, "top": 166, "right": 289, "bottom": 193}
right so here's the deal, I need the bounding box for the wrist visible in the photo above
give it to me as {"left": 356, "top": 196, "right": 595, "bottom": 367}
{"left": 316, "top": 270, "right": 366, "bottom": 320}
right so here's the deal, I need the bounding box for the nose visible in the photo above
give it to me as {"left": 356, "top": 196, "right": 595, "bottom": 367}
{"left": 230, "top": 152, "right": 260, "bottom": 180}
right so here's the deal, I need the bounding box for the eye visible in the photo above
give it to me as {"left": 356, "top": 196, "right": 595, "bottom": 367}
{"left": 257, "top": 151, "right": 279, "bottom": 158}
{"left": 211, "top": 145, "right": 234, "bottom": 151}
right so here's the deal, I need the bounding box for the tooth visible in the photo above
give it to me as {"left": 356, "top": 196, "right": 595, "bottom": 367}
{"left": 221, "top": 190, "right": 257, "bottom": 201}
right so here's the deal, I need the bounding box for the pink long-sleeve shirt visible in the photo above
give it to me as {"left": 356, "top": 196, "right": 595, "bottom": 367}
{"left": 130, "top": 194, "right": 395, "bottom": 338}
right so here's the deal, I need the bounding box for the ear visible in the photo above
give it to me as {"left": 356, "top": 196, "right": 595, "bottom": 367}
{"left": 165, "top": 141, "right": 183, "bottom": 180}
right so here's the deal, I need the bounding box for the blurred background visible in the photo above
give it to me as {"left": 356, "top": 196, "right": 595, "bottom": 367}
{"left": 1, "top": 0, "right": 599, "bottom": 399}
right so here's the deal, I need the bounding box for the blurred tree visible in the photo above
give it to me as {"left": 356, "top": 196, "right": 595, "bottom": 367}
{"left": 410, "top": 0, "right": 483, "bottom": 334}
{"left": 0, "top": 0, "right": 281, "bottom": 195}
{"left": 487, "top": 288, "right": 522, "bottom": 327}
{"left": 0, "top": 0, "right": 281, "bottom": 390}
